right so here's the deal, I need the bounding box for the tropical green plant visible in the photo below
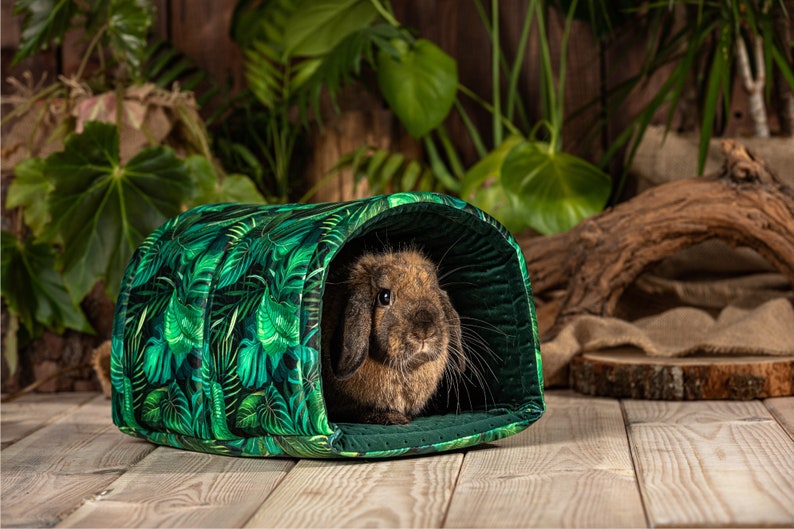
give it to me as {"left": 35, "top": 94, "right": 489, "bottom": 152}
{"left": 568, "top": 0, "right": 794, "bottom": 181}
{"left": 225, "top": 0, "right": 318, "bottom": 203}
{"left": 325, "top": 145, "right": 440, "bottom": 196}
{"left": 456, "top": 0, "right": 612, "bottom": 234}
{"left": 238, "top": 0, "right": 612, "bottom": 234}
{"left": 225, "top": 0, "right": 458, "bottom": 202}
{"left": 2, "top": 122, "right": 203, "bottom": 368}
{"left": 210, "top": 92, "right": 310, "bottom": 204}
{"left": 12, "top": 0, "right": 153, "bottom": 82}
{"left": 2, "top": 0, "right": 265, "bottom": 377}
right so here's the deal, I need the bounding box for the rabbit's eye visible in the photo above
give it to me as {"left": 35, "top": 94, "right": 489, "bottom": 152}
{"left": 377, "top": 289, "right": 392, "bottom": 306}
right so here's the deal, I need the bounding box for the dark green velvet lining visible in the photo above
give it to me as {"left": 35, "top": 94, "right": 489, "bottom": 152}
{"left": 322, "top": 201, "right": 542, "bottom": 452}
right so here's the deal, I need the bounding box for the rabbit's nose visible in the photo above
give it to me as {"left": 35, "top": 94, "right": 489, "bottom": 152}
{"left": 412, "top": 308, "right": 438, "bottom": 338}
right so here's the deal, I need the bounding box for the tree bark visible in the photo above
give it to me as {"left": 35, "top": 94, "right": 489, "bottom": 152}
{"left": 519, "top": 140, "right": 794, "bottom": 339}
{"left": 569, "top": 349, "right": 794, "bottom": 400}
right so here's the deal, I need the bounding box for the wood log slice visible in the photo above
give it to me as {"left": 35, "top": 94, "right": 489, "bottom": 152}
{"left": 570, "top": 348, "right": 794, "bottom": 400}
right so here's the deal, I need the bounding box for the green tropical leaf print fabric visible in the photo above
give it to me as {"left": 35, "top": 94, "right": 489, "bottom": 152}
{"left": 111, "top": 192, "right": 545, "bottom": 458}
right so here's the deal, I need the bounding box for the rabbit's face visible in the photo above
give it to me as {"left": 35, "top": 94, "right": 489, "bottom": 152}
{"left": 363, "top": 252, "right": 451, "bottom": 370}
{"left": 321, "top": 248, "right": 465, "bottom": 424}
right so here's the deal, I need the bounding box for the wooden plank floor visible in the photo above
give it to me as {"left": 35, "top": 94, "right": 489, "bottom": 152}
{"left": 2, "top": 390, "right": 792, "bottom": 528}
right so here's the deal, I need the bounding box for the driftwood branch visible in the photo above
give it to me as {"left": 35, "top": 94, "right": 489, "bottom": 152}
{"left": 520, "top": 140, "right": 794, "bottom": 339}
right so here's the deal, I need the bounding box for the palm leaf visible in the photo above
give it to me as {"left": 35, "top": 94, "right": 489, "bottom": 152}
{"left": 209, "top": 380, "right": 238, "bottom": 440}
{"left": 240, "top": 436, "right": 284, "bottom": 457}
{"left": 142, "top": 39, "right": 222, "bottom": 108}
{"left": 237, "top": 0, "right": 321, "bottom": 109}
{"left": 699, "top": 22, "right": 732, "bottom": 174}
{"left": 275, "top": 435, "right": 332, "bottom": 458}
{"left": 297, "top": 24, "right": 405, "bottom": 119}
{"left": 333, "top": 146, "right": 438, "bottom": 194}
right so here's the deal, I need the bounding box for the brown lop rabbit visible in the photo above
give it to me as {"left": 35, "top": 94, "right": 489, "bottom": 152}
{"left": 321, "top": 248, "right": 465, "bottom": 425}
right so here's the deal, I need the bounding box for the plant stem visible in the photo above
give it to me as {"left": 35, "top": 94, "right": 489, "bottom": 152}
{"left": 533, "top": 1, "right": 557, "bottom": 149}
{"left": 370, "top": 0, "right": 400, "bottom": 27}
{"left": 0, "top": 83, "right": 63, "bottom": 126}
{"left": 435, "top": 126, "right": 465, "bottom": 178}
{"left": 75, "top": 22, "right": 108, "bottom": 80}
{"left": 458, "top": 84, "right": 522, "bottom": 137}
{"left": 298, "top": 168, "right": 340, "bottom": 203}
{"left": 472, "top": 0, "right": 531, "bottom": 131}
{"left": 553, "top": 0, "right": 579, "bottom": 151}
{"left": 506, "top": 2, "right": 534, "bottom": 124}
{"left": 454, "top": 100, "right": 488, "bottom": 158}
{"left": 491, "top": 0, "right": 503, "bottom": 146}
{"left": 423, "top": 136, "right": 461, "bottom": 193}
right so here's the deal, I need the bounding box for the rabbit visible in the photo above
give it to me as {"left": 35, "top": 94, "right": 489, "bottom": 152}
{"left": 320, "top": 248, "right": 465, "bottom": 425}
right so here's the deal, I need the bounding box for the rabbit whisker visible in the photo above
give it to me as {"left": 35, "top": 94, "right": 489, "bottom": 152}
{"left": 435, "top": 232, "right": 467, "bottom": 269}
{"left": 437, "top": 263, "right": 480, "bottom": 284}
{"left": 439, "top": 326, "right": 498, "bottom": 414}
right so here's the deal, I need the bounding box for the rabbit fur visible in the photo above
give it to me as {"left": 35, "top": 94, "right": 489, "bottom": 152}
{"left": 321, "top": 248, "right": 465, "bottom": 425}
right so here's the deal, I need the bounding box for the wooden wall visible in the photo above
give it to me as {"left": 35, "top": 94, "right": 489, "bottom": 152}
{"left": 2, "top": 0, "right": 246, "bottom": 93}
{"left": 1, "top": 0, "right": 778, "bottom": 198}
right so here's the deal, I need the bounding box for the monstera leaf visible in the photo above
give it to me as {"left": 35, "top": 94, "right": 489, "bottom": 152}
{"left": 500, "top": 140, "right": 611, "bottom": 235}
{"left": 256, "top": 285, "right": 300, "bottom": 356}
{"left": 283, "top": 0, "right": 377, "bottom": 57}
{"left": 164, "top": 291, "right": 204, "bottom": 364}
{"left": 44, "top": 121, "right": 192, "bottom": 300}
{"left": 0, "top": 231, "right": 92, "bottom": 337}
{"left": 461, "top": 136, "right": 529, "bottom": 233}
{"left": 377, "top": 39, "right": 458, "bottom": 138}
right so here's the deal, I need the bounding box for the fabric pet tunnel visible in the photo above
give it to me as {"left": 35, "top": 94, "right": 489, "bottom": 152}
{"left": 111, "top": 192, "right": 545, "bottom": 458}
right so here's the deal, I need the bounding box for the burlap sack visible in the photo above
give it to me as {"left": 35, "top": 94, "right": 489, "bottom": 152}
{"left": 542, "top": 241, "right": 794, "bottom": 386}
{"left": 631, "top": 125, "right": 794, "bottom": 191}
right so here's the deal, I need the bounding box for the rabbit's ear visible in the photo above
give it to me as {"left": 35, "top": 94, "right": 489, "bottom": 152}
{"left": 441, "top": 292, "right": 466, "bottom": 374}
{"left": 333, "top": 288, "right": 371, "bottom": 379}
